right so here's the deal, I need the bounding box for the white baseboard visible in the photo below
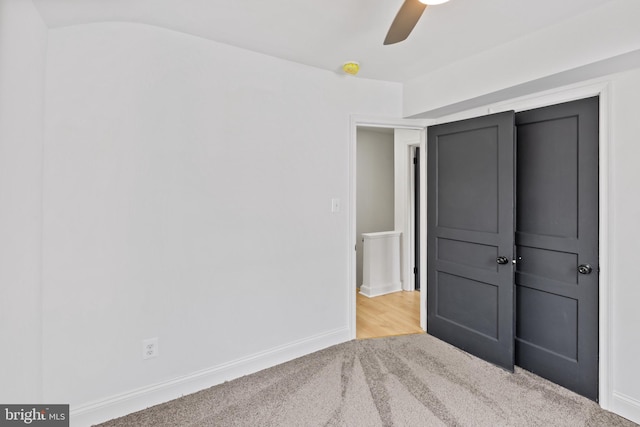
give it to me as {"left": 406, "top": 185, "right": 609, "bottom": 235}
{"left": 359, "top": 283, "right": 402, "bottom": 298}
{"left": 611, "top": 391, "right": 640, "bottom": 425}
{"left": 70, "top": 327, "right": 350, "bottom": 427}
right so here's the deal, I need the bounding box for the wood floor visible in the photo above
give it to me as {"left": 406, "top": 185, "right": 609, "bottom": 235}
{"left": 356, "top": 290, "right": 424, "bottom": 339}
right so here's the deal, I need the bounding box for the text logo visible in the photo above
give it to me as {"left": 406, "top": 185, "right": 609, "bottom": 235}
{"left": 0, "top": 405, "right": 68, "bottom": 427}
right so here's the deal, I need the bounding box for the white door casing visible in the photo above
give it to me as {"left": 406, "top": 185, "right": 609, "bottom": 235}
{"left": 349, "top": 116, "right": 430, "bottom": 339}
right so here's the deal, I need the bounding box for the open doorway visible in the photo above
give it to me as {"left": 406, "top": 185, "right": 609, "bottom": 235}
{"left": 354, "top": 126, "right": 423, "bottom": 339}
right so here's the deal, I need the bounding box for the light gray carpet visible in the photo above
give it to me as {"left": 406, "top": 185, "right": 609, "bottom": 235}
{"left": 97, "top": 334, "right": 637, "bottom": 426}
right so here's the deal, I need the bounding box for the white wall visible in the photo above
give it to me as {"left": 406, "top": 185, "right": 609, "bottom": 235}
{"left": 404, "top": 0, "right": 640, "bottom": 118}
{"left": 0, "top": 0, "right": 47, "bottom": 403}
{"left": 607, "top": 69, "right": 640, "bottom": 422}
{"left": 356, "top": 128, "right": 394, "bottom": 288}
{"left": 41, "top": 22, "right": 401, "bottom": 423}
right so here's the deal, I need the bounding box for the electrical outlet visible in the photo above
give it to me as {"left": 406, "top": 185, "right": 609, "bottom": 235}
{"left": 142, "top": 338, "right": 158, "bottom": 360}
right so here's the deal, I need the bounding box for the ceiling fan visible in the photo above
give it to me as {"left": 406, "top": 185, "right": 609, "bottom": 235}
{"left": 384, "top": 0, "right": 450, "bottom": 45}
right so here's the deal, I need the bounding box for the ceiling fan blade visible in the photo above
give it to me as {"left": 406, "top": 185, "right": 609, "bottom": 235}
{"left": 384, "top": 0, "right": 427, "bottom": 45}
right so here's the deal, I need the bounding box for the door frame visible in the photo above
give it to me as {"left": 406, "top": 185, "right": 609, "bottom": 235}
{"left": 433, "top": 80, "right": 611, "bottom": 409}
{"left": 395, "top": 129, "right": 423, "bottom": 293}
{"left": 349, "top": 115, "right": 430, "bottom": 339}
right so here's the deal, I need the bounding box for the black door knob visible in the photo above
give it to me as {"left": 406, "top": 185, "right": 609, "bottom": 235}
{"left": 496, "top": 256, "right": 509, "bottom": 265}
{"left": 578, "top": 264, "right": 593, "bottom": 275}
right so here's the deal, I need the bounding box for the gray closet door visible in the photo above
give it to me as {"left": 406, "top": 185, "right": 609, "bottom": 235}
{"left": 515, "top": 97, "right": 599, "bottom": 400}
{"left": 427, "top": 111, "right": 516, "bottom": 371}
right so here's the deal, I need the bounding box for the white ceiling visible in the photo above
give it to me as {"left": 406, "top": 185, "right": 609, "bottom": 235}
{"left": 32, "top": 0, "right": 617, "bottom": 83}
